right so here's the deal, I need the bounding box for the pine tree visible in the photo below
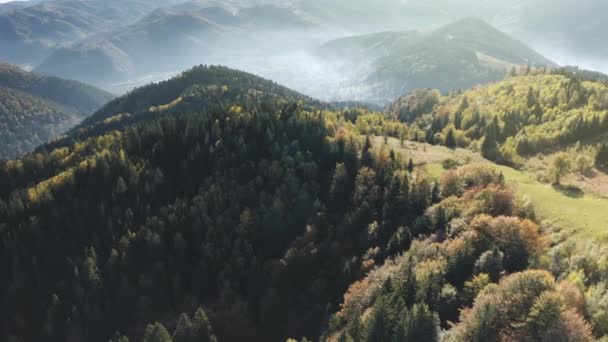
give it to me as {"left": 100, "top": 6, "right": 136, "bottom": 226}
{"left": 431, "top": 181, "right": 440, "bottom": 204}
{"left": 361, "top": 136, "right": 373, "bottom": 167}
{"left": 481, "top": 117, "right": 500, "bottom": 161}
{"left": 454, "top": 97, "right": 468, "bottom": 129}
{"left": 143, "top": 322, "right": 172, "bottom": 342}
{"left": 408, "top": 158, "right": 415, "bottom": 174}
{"left": 396, "top": 304, "right": 439, "bottom": 342}
{"left": 425, "top": 130, "right": 435, "bottom": 144}
{"left": 329, "top": 163, "right": 351, "bottom": 213}
{"left": 191, "top": 308, "right": 217, "bottom": 342}
{"left": 596, "top": 143, "right": 608, "bottom": 169}
{"left": 364, "top": 301, "right": 389, "bottom": 342}
{"left": 445, "top": 128, "right": 456, "bottom": 149}
{"left": 527, "top": 87, "right": 537, "bottom": 108}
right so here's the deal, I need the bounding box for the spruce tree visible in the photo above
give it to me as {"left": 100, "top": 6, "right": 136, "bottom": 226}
{"left": 408, "top": 158, "right": 415, "bottom": 173}
{"left": 481, "top": 117, "right": 500, "bottom": 161}
{"left": 361, "top": 136, "right": 373, "bottom": 167}
{"left": 445, "top": 128, "right": 456, "bottom": 149}
{"left": 143, "top": 322, "right": 172, "bottom": 342}
{"left": 596, "top": 143, "right": 608, "bottom": 169}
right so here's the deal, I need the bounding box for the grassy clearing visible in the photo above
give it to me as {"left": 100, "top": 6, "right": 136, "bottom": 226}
{"left": 493, "top": 165, "right": 608, "bottom": 242}
{"left": 376, "top": 137, "right": 608, "bottom": 242}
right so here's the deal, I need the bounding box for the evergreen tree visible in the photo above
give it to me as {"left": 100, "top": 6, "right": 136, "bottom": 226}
{"left": 329, "top": 163, "right": 351, "bottom": 214}
{"left": 364, "top": 301, "right": 390, "bottom": 342}
{"left": 445, "top": 128, "right": 457, "bottom": 149}
{"left": 596, "top": 143, "right": 608, "bottom": 169}
{"left": 481, "top": 117, "right": 500, "bottom": 161}
{"left": 527, "top": 87, "right": 537, "bottom": 108}
{"left": 361, "top": 136, "right": 373, "bottom": 167}
{"left": 191, "top": 308, "right": 218, "bottom": 342}
{"left": 408, "top": 158, "right": 415, "bottom": 173}
{"left": 396, "top": 304, "right": 439, "bottom": 342}
{"left": 143, "top": 322, "right": 172, "bottom": 342}
{"left": 454, "top": 97, "right": 468, "bottom": 130}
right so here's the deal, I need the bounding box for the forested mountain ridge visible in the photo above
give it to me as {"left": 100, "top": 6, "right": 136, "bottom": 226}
{"left": 0, "top": 63, "right": 113, "bottom": 114}
{"left": 0, "top": 63, "right": 113, "bottom": 160}
{"left": 0, "top": 65, "right": 413, "bottom": 341}
{"left": 398, "top": 68, "right": 608, "bottom": 167}
{"left": 318, "top": 18, "right": 556, "bottom": 103}
{"left": 44, "top": 65, "right": 323, "bottom": 151}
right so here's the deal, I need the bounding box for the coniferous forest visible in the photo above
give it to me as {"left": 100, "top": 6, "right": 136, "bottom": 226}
{"left": 1, "top": 2, "right": 608, "bottom": 341}
{"left": 0, "top": 65, "right": 607, "bottom": 342}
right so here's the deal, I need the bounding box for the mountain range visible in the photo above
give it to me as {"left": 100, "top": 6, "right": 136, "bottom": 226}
{"left": 34, "top": 2, "right": 322, "bottom": 88}
{"left": 0, "top": 0, "right": 184, "bottom": 67}
{"left": 33, "top": 12, "right": 556, "bottom": 105}
{"left": 2, "top": 0, "right": 606, "bottom": 75}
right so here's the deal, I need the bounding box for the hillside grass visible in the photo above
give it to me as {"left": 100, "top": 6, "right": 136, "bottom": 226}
{"left": 377, "top": 137, "right": 608, "bottom": 242}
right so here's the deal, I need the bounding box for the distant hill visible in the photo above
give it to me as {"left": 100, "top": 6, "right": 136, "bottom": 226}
{"left": 0, "top": 0, "right": 184, "bottom": 66}
{"left": 0, "top": 63, "right": 113, "bottom": 159}
{"left": 299, "top": 0, "right": 607, "bottom": 73}
{"left": 318, "top": 18, "right": 556, "bottom": 104}
{"left": 34, "top": 2, "right": 319, "bottom": 89}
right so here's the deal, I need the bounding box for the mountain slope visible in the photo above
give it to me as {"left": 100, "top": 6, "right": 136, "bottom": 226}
{"left": 0, "top": 63, "right": 113, "bottom": 159}
{"left": 0, "top": 86, "right": 79, "bottom": 160}
{"left": 395, "top": 68, "right": 608, "bottom": 168}
{"left": 35, "top": 3, "right": 319, "bottom": 89}
{"left": 0, "top": 65, "right": 418, "bottom": 341}
{"left": 0, "top": 65, "right": 603, "bottom": 342}
{"left": 318, "top": 18, "right": 556, "bottom": 104}
{"left": 0, "top": 62, "right": 113, "bottom": 114}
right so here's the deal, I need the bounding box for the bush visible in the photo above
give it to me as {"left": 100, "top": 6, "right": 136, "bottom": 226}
{"left": 442, "top": 158, "right": 461, "bottom": 170}
{"left": 575, "top": 155, "right": 594, "bottom": 175}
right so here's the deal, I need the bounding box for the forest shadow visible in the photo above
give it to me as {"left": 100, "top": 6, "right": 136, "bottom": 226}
{"left": 553, "top": 183, "right": 585, "bottom": 198}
